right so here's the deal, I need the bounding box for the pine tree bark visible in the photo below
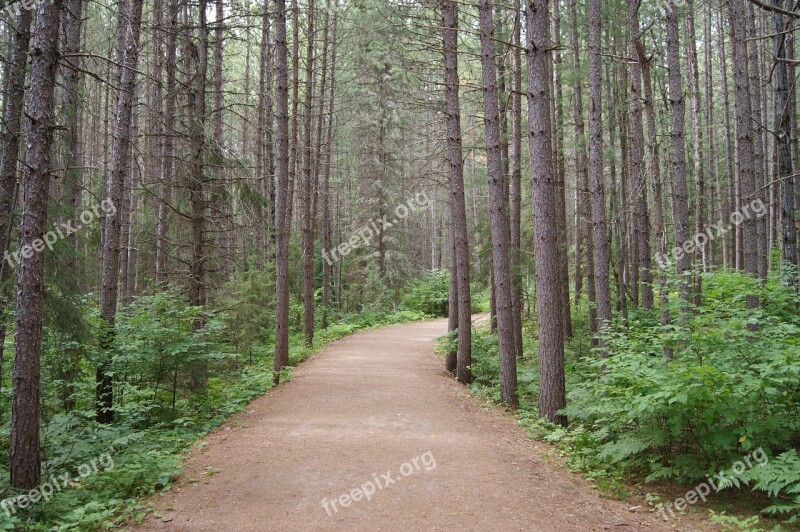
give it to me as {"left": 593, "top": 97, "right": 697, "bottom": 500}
{"left": 98, "top": 0, "right": 144, "bottom": 423}
{"left": 188, "top": 0, "right": 210, "bottom": 392}
{"left": 635, "top": 26, "right": 672, "bottom": 356}
{"left": 10, "top": 0, "right": 63, "bottom": 489}
{"left": 773, "top": 0, "right": 797, "bottom": 277}
{"left": 527, "top": 0, "right": 566, "bottom": 425}
{"left": 551, "top": 0, "right": 572, "bottom": 339}
{"left": 302, "top": 0, "right": 317, "bottom": 348}
{"left": 666, "top": 1, "right": 692, "bottom": 310}
{"left": 587, "top": 0, "right": 612, "bottom": 339}
{"left": 0, "top": 9, "right": 33, "bottom": 408}
{"left": 274, "top": 0, "right": 292, "bottom": 384}
{"left": 568, "top": 0, "right": 596, "bottom": 334}
{"left": 730, "top": 0, "right": 760, "bottom": 307}
{"left": 478, "top": 0, "right": 517, "bottom": 406}
{"left": 441, "top": 0, "right": 472, "bottom": 384}
{"left": 686, "top": 1, "right": 705, "bottom": 304}
{"left": 719, "top": 11, "right": 737, "bottom": 270}
{"left": 321, "top": 0, "right": 338, "bottom": 330}
{"left": 745, "top": 4, "right": 768, "bottom": 280}
{"left": 627, "top": 0, "right": 652, "bottom": 310}
{"left": 510, "top": 0, "right": 523, "bottom": 353}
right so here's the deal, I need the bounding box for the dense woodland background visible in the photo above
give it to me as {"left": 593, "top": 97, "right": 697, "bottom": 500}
{"left": 0, "top": 0, "right": 797, "bottom": 528}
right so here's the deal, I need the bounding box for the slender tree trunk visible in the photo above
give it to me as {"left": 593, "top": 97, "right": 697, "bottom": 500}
{"left": 441, "top": 0, "right": 472, "bottom": 384}
{"left": 157, "top": 0, "right": 178, "bottom": 283}
{"left": 746, "top": 4, "right": 768, "bottom": 280}
{"left": 551, "top": 0, "right": 572, "bottom": 339}
{"left": 686, "top": 1, "right": 705, "bottom": 304}
{"left": 213, "top": 0, "right": 227, "bottom": 278}
{"left": 322, "top": 0, "right": 338, "bottom": 329}
{"left": 510, "top": 0, "right": 523, "bottom": 352}
{"left": 98, "top": 0, "right": 144, "bottom": 423}
{"left": 188, "top": 0, "right": 210, "bottom": 391}
{"left": 705, "top": 7, "right": 724, "bottom": 270}
{"left": 588, "top": 0, "right": 612, "bottom": 341}
{"left": 10, "top": 0, "right": 63, "bottom": 489}
{"left": 478, "top": 0, "right": 517, "bottom": 407}
{"left": 628, "top": 0, "right": 652, "bottom": 310}
{"left": 0, "top": 9, "right": 33, "bottom": 415}
{"left": 719, "top": 11, "right": 737, "bottom": 270}
{"left": 730, "top": 0, "right": 760, "bottom": 309}
{"left": 773, "top": 0, "right": 797, "bottom": 278}
{"left": 568, "top": 0, "right": 595, "bottom": 334}
{"left": 302, "top": 0, "right": 316, "bottom": 347}
{"left": 635, "top": 24, "right": 672, "bottom": 357}
{"left": 666, "top": 1, "right": 692, "bottom": 311}
{"left": 274, "top": 0, "right": 291, "bottom": 384}
{"left": 527, "top": 0, "right": 566, "bottom": 425}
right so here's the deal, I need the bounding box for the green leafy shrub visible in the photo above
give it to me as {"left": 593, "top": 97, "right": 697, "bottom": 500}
{"left": 563, "top": 271, "right": 800, "bottom": 485}
{"left": 401, "top": 270, "right": 450, "bottom": 317}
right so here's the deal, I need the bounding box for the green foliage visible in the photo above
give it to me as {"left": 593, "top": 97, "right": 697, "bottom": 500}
{"left": 562, "top": 271, "right": 800, "bottom": 486}
{"left": 738, "top": 450, "right": 800, "bottom": 521}
{"left": 708, "top": 511, "right": 764, "bottom": 531}
{"left": 0, "top": 276, "right": 424, "bottom": 530}
{"left": 445, "top": 270, "right": 800, "bottom": 517}
{"left": 401, "top": 270, "right": 450, "bottom": 317}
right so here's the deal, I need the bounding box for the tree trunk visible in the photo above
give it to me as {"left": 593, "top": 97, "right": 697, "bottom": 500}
{"left": 302, "top": 0, "right": 317, "bottom": 347}
{"left": 322, "top": 0, "right": 338, "bottom": 329}
{"left": 478, "top": 0, "right": 517, "bottom": 407}
{"left": 274, "top": 0, "right": 291, "bottom": 384}
{"left": 98, "top": 0, "right": 144, "bottom": 423}
{"left": 730, "top": 0, "right": 760, "bottom": 308}
{"left": 628, "top": 0, "right": 652, "bottom": 310}
{"left": 568, "top": 0, "right": 596, "bottom": 335}
{"left": 551, "top": 0, "right": 572, "bottom": 339}
{"left": 686, "top": 1, "right": 705, "bottom": 304}
{"left": 588, "top": 0, "right": 612, "bottom": 341}
{"left": 10, "top": 0, "right": 63, "bottom": 489}
{"left": 510, "top": 0, "right": 523, "bottom": 354}
{"left": 773, "top": 0, "right": 797, "bottom": 278}
{"left": 188, "top": 0, "right": 210, "bottom": 390}
{"left": 441, "top": 0, "right": 472, "bottom": 384}
{"left": 635, "top": 24, "right": 672, "bottom": 357}
{"left": 527, "top": 0, "right": 566, "bottom": 425}
{"left": 0, "top": 9, "right": 33, "bottom": 417}
{"left": 666, "top": 1, "right": 692, "bottom": 311}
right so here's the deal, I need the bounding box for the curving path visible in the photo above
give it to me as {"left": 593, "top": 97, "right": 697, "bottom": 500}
{"left": 138, "top": 318, "right": 691, "bottom": 531}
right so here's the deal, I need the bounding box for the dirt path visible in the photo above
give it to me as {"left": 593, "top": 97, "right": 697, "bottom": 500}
{"left": 137, "top": 319, "right": 690, "bottom": 531}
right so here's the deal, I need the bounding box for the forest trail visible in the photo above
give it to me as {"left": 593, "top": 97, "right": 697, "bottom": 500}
{"left": 138, "top": 319, "right": 677, "bottom": 531}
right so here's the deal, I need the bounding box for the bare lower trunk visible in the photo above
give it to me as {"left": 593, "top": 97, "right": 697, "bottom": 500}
{"left": 527, "top": 0, "right": 566, "bottom": 425}
{"left": 628, "top": 0, "right": 652, "bottom": 310}
{"left": 0, "top": 9, "right": 33, "bottom": 417}
{"left": 274, "top": 0, "right": 292, "bottom": 384}
{"left": 301, "top": 0, "right": 316, "bottom": 347}
{"left": 98, "top": 0, "right": 144, "bottom": 423}
{"left": 11, "top": 0, "right": 63, "bottom": 489}
{"left": 773, "top": 1, "right": 797, "bottom": 277}
{"left": 479, "top": 0, "right": 517, "bottom": 407}
{"left": 730, "top": 0, "right": 759, "bottom": 308}
{"left": 588, "top": 0, "right": 612, "bottom": 342}
{"left": 666, "top": 2, "right": 692, "bottom": 311}
{"left": 441, "top": 0, "right": 472, "bottom": 384}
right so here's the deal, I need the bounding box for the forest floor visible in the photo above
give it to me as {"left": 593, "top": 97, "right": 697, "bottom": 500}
{"left": 135, "top": 318, "right": 714, "bottom": 531}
